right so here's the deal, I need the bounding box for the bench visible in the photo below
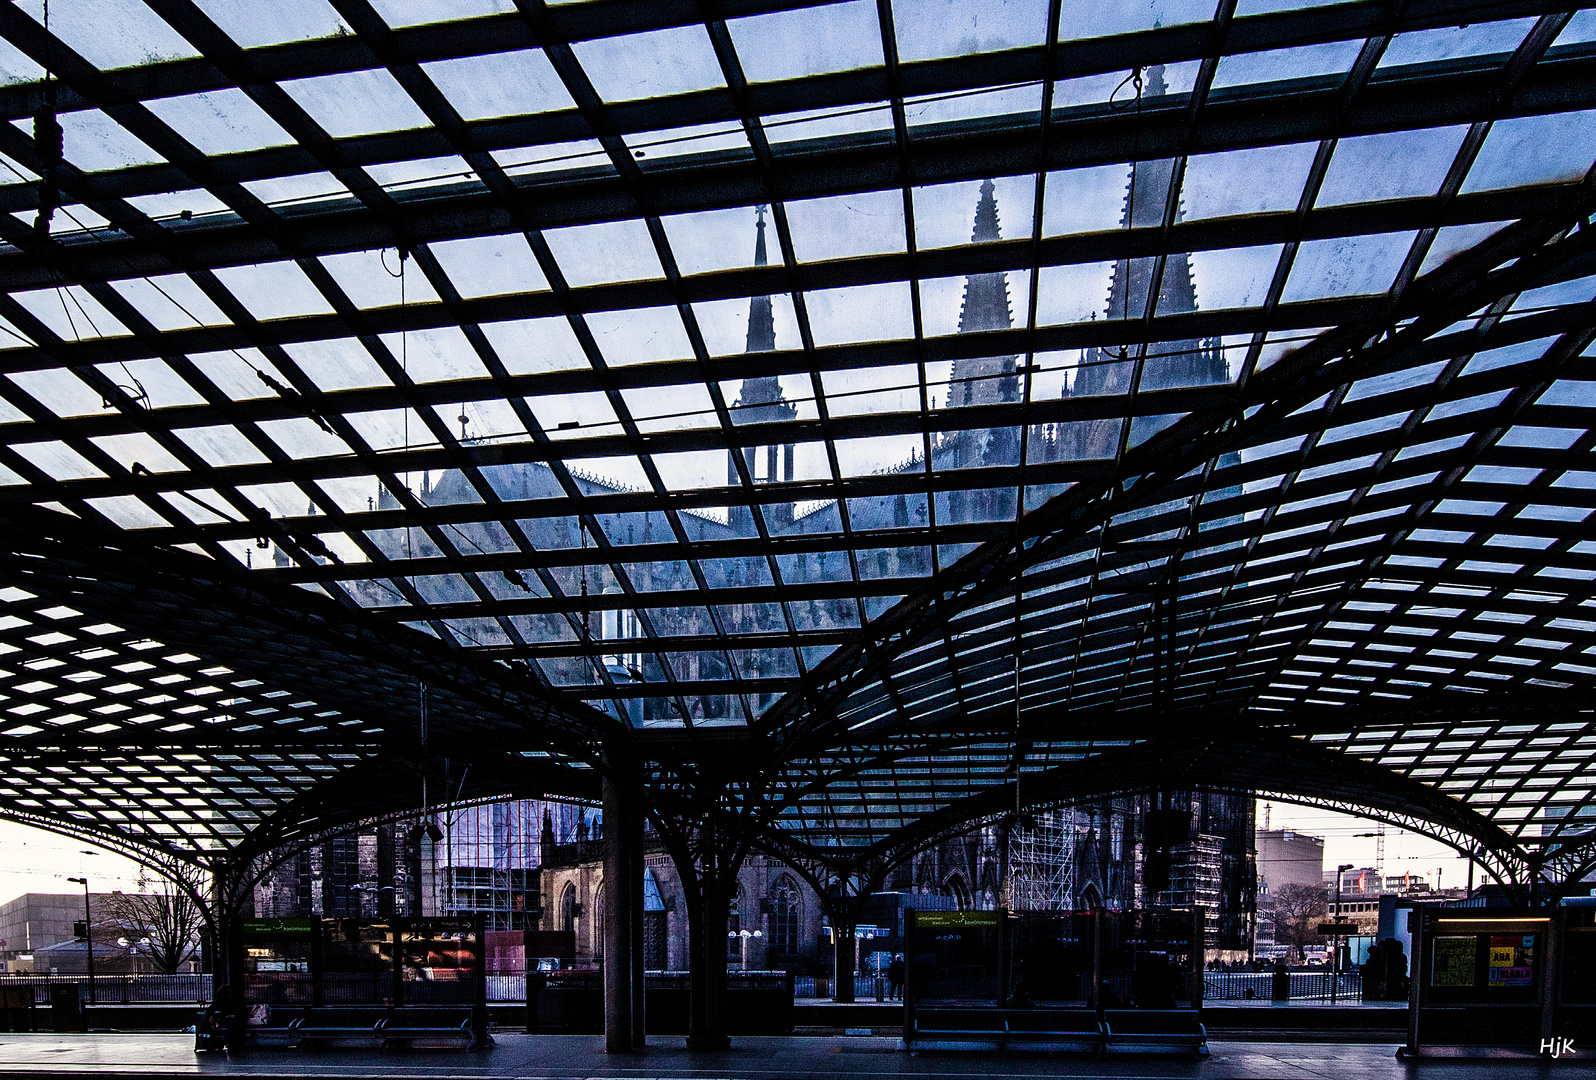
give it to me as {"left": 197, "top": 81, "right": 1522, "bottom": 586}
{"left": 913, "top": 1006, "right": 1006, "bottom": 1046}
{"left": 1004, "top": 1008, "right": 1104, "bottom": 1050}
{"left": 909, "top": 1006, "right": 1104, "bottom": 1052}
{"left": 375, "top": 1006, "right": 476, "bottom": 1046}
{"left": 200, "top": 1005, "right": 486, "bottom": 1051}
{"left": 1102, "top": 1009, "right": 1208, "bottom": 1056}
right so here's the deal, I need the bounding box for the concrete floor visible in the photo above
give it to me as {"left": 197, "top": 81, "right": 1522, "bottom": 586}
{"left": 0, "top": 1033, "right": 1591, "bottom": 1079}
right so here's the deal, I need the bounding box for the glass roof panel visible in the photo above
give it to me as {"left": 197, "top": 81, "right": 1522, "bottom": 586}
{"left": 108, "top": 274, "right": 231, "bottom": 331}
{"left": 11, "top": 285, "right": 131, "bottom": 340}
{"left": 726, "top": 1, "right": 883, "bottom": 83}
{"left": 661, "top": 206, "right": 766, "bottom": 275}
{"left": 12, "top": 440, "right": 106, "bottom": 480}
{"left": 587, "top": 307, "right": 694, "bottom": 366}
{"left": 1280, "top": 232, "right": 1417, "bottom": 302}
{"left": 95, "top": 359, "right": 205, "bottom": 409}
{"left": 175, "top": 425, "right": 272, "bottom": 468}
{"left": 693, "top": 294, "right": 801, "bottom": 355}
{"left": 1042, "top": 164, "right": 1131, "bottom": 237}
{"left": 1555, "top": 9, "right": 1596, "bottom": 47}
{"left": 1070, "top": 0, "right": 1211, "bottom": 39}
{"left": 1379, "top": 18, "right": 1535, "bottom": 69}
{"left": 279, "top": 69, "right": 433, "bottom": 137}
{"left": 1317, "top": 126, "right": 1468, "bottom": 207}
{"left": 478, "top": 317, "right": 588, "bottom": 375}
{"left": 212, "top": 261, "right": 337, "bottom": 320}
{"left": 491, "top": 140, "right": 610, "bottom": 177}
{"left": 570, "top": 26, "right": 726, "bottom": 103}
{"left": 764, "top": 102, "right": 893, "bottom": 145}
{"left": 0, "top": 35, "right": 42, "bottom": 82}
{"left": 1462, "top": 110, "right": 1596, "bottom": 193}
{"left": 282, "top": 337, "right": 390, "bottom": 391}
{"left": 914, "top": 175, "right": 1035, "bottom": 249}
{"left": 1184, "top": 143, "right": 1316, "bottom": 219}
{"left": 892, "top": 0, "right": 1049, "bottom": 62}
{"left": 907, "top": 84, "right": 1043, "bottom": 130}
{"left": 380, "top": 327, "right": 491, "bottom": 383}
{"left": 190, "top": 0, "right": 350, "bottom": 47}
{"left": 430, "top": 234, "right": 550, "bottom": 298}
{"left": 422, "top": 49, "right": 575, "bottom": 121}
{"left": 371, "top": 0, "right": 515, "bottom": 27}
{"left": 1188, "top": 244, "right": 1285, "bottom": 310}
{"left": 364, "top": 156, "right": 474, "bottom": 194}
{"left": 1035, "top": 262, "right": 1114, "bottom": 325}
{"left": 123, "top": 187, "right": 230, "bottom": 221}
{"left": 144, "top": 89, "right": 296, "bottom": 155}
{"left": 55, "top": 110, "right": 165, "bottom": 171}
{"left": 785, "top": 190, "right": 906, "bottom": 261}
{"left": 319, "top": 250, "right": 442, "bottom": 309}
{"left": 625, "top": 122, "right": 751, "bottom": 163}
{"left": 243, "top": 172, "right": 350, "bottom": 207}
{"left": 19, "top": 0, "right": 199, "bottom": 69}
{"left": 5, "top": 368, "right": 104, "bottom": 418}
{"left": 543, "top": 220, "right": 665, "bottom": 286}
{"left": 804, "top": 282, "right": 915, "bottom": 345}
{"left": 1211, "top": 39, "right": 1363, "bottom": 90}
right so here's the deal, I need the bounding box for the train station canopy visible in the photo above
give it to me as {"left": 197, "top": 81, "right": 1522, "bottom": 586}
{"left": 0, "top": 0, "right": 1593, "bottom": 892}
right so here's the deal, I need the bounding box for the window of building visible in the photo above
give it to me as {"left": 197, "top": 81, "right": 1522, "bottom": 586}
{"left": 769, "top": 876, "right": 800, "bottom": 957}
{"left": 561, "top": 883, "right": 577, "bottom": 932}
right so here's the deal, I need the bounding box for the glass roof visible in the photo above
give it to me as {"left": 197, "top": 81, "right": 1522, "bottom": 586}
{"left": 0, "top": 0, "right": 1593, "bottom": 883}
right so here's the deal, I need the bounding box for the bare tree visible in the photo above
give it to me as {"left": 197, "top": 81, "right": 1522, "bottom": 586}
{"left": 1271, "top": 883, "right": 1328, "bottom": 963}
{"left": 102, "top": 871, "right": 205, "bottom": 975}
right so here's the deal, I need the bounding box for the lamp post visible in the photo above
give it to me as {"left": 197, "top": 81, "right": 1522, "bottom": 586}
{"left": 66, "top": 877, "right": 93, "bottom": 1004}
{"left": 728, "top": 928, "right": 762, "bottom": 971}
{"left": 1331, "top": 863, "right": 1354, "bottom": 1004}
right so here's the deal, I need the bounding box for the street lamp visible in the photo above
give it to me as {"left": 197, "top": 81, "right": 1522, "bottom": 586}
{"left": 1331, "top": 863, "right": 1354, "bottom": 1004}
{"left": 728, "top": 928, "right": 763, "bottom": 972}
{"left": 66, "top": 877, "right": 93, "bottom": 1004}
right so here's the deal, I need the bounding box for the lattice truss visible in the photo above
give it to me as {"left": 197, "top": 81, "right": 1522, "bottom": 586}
{"left": 0, "top": 0, "right": 1587, "bottom": 883}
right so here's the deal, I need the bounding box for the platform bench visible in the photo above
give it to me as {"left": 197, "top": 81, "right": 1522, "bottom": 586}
{"left": 908, "top": 1006, "right": 1104, "bottom": 1052}
{"left": 202, "top": 1005, "right": 484, "bottom": 1050}
{"left": 375, "top": 1007, "right": 476, "bottom": 1046}
{"left": 1003, "top": 1007, "right": 1104, "bottom": 1050}
{"left": 1102, "top": 1009, "right": 1208, "bottom": 1056}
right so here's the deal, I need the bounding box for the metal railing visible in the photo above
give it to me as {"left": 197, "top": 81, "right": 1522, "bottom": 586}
{"left": 0, "top": 973, "right": 212, "bottom": 1004}
{"left": 793, "top": 974, "right": 891, "bottom": 999}
{"left": 1204, "top": 969, "right": 1362, "bottom": 1003}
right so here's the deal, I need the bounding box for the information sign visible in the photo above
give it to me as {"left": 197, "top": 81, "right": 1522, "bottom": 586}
{"left": 914, "top": 910, "right": 999, "bottom": 928}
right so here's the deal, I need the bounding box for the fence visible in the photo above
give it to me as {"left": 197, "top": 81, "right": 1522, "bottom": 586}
{"left": 1204, "top": 970, "right": 1362, "bottom": 1003}
{"left": 793, "top": 975, "right": 882, "bottom": 999}
{"left": 0, "top": 973, "right": 212, "bottom": 1004}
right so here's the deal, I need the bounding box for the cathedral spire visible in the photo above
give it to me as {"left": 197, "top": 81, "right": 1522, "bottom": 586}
{"left": 956, "top": 180, "right": 1013, "bottom": 335}
{"left": 729, "top": 205, "right": 796, "bottom": 530}
{"left": 745, "top": 204, "right": 776, "bottom": 353}
{"left": 1102, "top": 65, "right": 1195, "bottom": 326}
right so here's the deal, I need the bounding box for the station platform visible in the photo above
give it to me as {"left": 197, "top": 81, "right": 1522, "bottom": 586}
{"left": 0, "top": 1033, "right": 1591, "bottom": 1079}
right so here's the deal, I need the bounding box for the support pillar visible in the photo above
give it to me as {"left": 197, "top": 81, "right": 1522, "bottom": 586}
{"left": 684, "top": 816, "right": 730, "bottom": 1049}
{"left": 996, "top": 820, "right": 1012, "bottom": 1007}
{"left": 629, "top": 791, "right": 646, "bottom": 1049}
{"left": 602, "top": 755, "right": 639, "bottom": 1053}
{"left": 832, "top": 917, "right": 856, "bottom": 1003}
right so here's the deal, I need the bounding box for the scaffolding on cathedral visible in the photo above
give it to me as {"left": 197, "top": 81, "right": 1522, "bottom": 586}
{"left": 1008, "top": 809, "right": 1076, "bottom": 912}
{"left": 437, "top": 800, "right": 585, "bottom": 931}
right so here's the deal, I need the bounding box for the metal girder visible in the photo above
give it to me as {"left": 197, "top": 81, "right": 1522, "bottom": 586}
{"left": 0, "top": 502, "right": 618, "bottom": 752}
